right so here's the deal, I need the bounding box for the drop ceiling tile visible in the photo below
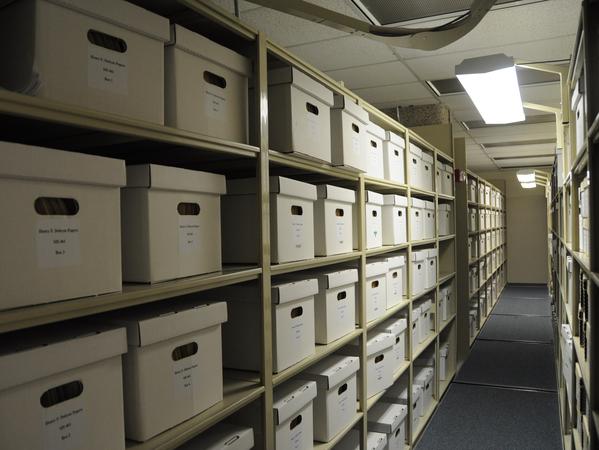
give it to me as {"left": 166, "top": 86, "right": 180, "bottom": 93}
{"left": 486, "top": 143, "right": 556, "bottom": 158}
{"left": 438, "top": 93, "right": 475, "bottom": 111}
{"left": 478, "top": 131, "right": 557, "bottom": 144}
{"left": 305, "top": 0, "right": 368, "bottom": 18}
{"left": 495, "top": 156, "right": 555, "bottom": 167}
{"left": 373, "top": 96, "right": 438, "bottom": 109}
{"left": 287, "top": 35, "right": 397, "bottom": 71}
{"left": 325, "top": 61, "right": 417, "bottom": 89}
{"left": 353, "top": 82, "right": 432, "bottom": 104}
{"left": 469, "top": 122, "right": 556, "bottom": 139}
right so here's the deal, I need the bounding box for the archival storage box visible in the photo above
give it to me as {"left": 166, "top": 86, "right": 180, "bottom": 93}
{"left": 410, "top": 250, "right": 427, "bottom": 296}
{"left": 354, "top": 190, "right": 384, "bottom": 249}
{"left": 364, "top": 260, "right": 389, "bottom": 323}
{"left": 424, "top": 200, "right": 435, "bottom": 239}
{"left": 408, "top": 143, "right": 422, "bottom": 188}
{"left": 382, "top": 194, "right": 408, "bottom": 245}
{"left": 273, "top": 380, "right": 317, "bottom": 450}
{"left": 420, "top": 151, "right": 434, "bottom": 192}
{"left": 366, "top": 122, "right": 386, "bottom": 179}
{"left": 383, "top": 131, "right": 406, "bottom": 184}
{"left": 330, "top": 94, "right": 368, "bottom": 172}
{"left": 410, "top": 198, "right": 425, "bottom": 241}
{"left": 176, "top": 423, "right": 254, "bottom": 450}
{"left": 385, "top": 382, "right": 423, "bottom": 432}
{"left": 376, "top": 317, "right": 407, "bottom": 373}
{"left": 367, "top": 401, "right": 408, "bottom": 450}
{"left": 314, "top": 184, "right": 355, "bottom": 256}
{"left": 384, "top": 255, "right": 407, "bottom": 308}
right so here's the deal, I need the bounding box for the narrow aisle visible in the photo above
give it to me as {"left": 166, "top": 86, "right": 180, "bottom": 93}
{"left": 416, "top": 284, "right": 562, "bottom": 450}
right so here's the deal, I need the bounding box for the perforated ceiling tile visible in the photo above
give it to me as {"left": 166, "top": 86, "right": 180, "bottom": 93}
{"left": 325, "top": 60, "right": 417, "bottom": 89}
{"left": 486, "top": 143, "right": 556, "bottom": 158}
{"left": 352, "top": 82, "right": 432, "bottom": 104}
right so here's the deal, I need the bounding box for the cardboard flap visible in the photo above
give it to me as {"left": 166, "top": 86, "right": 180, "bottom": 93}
{"left": 268, "top": 67, "right": 334, "bottom": 106}
{"left": 414, "top": 367, "right": 434, "bottom": 384}
{"left": 383, "top": 194, "right": 408, "bottom": 207}
{"left": 170, "top": 25, "right": 251, "bottom": 77}
{"left": 366, "top": 331, "right": 394, "bottom": 356}
{"left": 366, "top": 260, "right": 388, "bottom": 278}
{"left": 177, "top": 423, "right": 254, "bottom": 450}
{"left": 368, "top": 402, "right": 407, "bottom": 434}
{"left": 439, "top": 204, "right": 452, "bottom": 212}
{"left": 0, "top": 325, "right": 126, "bottom": 391}
{"left": 385, "top": 131, "right": 405, "bottom": 148}
{"left": 273, "top": 380, "right": 317, "bottom": 425}
{"left": 408, "top": 143, "right": 422, "bottom": 157}
{"left": 411, "top": 250, "right": 427, "bottom": 261}
{"left": 367, "top": 122, "right": 386, "bottom": 140}
{"left": 420, "top": 300, "right": 432, "bottom": 312}
{"left": 367, "top": 432, "right": 387, "bottom": 450}
{"left": 322, "top": 268, "right": 359, "bottom": 290}
{"left": 332, "top": 94, "right": 368, "bottom": 124}
{"left": 421, "top": 152, "right": 434, "bottom": 164}
{"left": 385, "top": 255, "right": 405, "bottom": 269}
{"left": 411, "top": 198, "right": 425, "bottom": 208}
{"left": 0, "top": 141, "right": 125, "bottom": 187}
{"left": 366, "top": 190, "right": 384, "bottom": 205}
{"left": 272, "top": 278, "right": 318, "bottom": 305}
{"left": 427, "top": 248, "right": 438, "bottom": 258}
{"left": 425, "top": 201, "right": 435, "bottom": 210}
{"left": 126, "top": 164, "right": 226, "bottom": 194}
{"left": 57, "top": 0, "right": 170, "bottom": 41}
{"left": 317, "top": 184, "right": 356, "bottom": 204}
{"left": 301, "top": 355, "right": 359, "bottom": 390}
{"left": 379, "top": 317, "right": 407, "bottom": 336}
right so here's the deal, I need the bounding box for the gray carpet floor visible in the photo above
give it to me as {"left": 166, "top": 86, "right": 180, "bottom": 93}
{"left": 492, "top": 297, "right": 552, "bottom": 316}
{"left": 478, "top": 314, "right": 554, "bottom": 343}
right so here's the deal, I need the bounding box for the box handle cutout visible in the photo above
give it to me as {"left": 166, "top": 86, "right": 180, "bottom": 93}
{"left": 395, "top": 427, "right": 402, "bottom": 437}
{"left": 290, "top": 414, "right": 302, "bottom": 430}
{"left": 352, "top": 123, "right": 360, "bottom": 133}
{"left": 35, "top": 197, "right": 79, "bottom": 216}
{"left": 338, "top": 383, "right": 348, "bottom": 395}
{"left": 398, "top": 210, "right": 403, "bottom": 217}
{"left": 291, "top": 306, "right": 303, "bottom": 318}
{"left": 370, "top": 140, "right": 378, "bottom": 149}
{"left": 394, "top": 150, "right": 399, "bottom": 156}
{"left": 392, "top": 271, "right": 398, "bottom": 278}
{"left": 415, "top": 211, "right": 419, "bottom": 217}
{"left": 413, "top": 401, "right": 418, "bottom": 409}
{"left": 291, "top": 205, "right": 303, "bottom": 215}
{"left": 177, "top": 202, "right": 200, "bottom": 216}
{"left": 372, "top": 210, "right": 378, "bottom": 217}
{"left": 425, "top": 165, "right": 430, "bottom": 171}
{"left": 337, "top": 291, "right": 347, "bottom": 300}
{"left": 374, "top": 354, "right": 384, "bottom": 364}
{"left": 336, "top": 208, "right": 345, "bottom": 217}
{"left": 87, "top": 29, "right": 127, "bottom": 53}
{"left": 203, "top": 71, "right": 227, "bottom": 89}
{"left": 40, "top": 380, "right": 83, "bottom": 408}
{"left": 396, "top": 336, "right": 400, "bottom": 344}
{"left": 417, "top": 264, "right": 422, "bottom": 270}
{"left": 224, "top": 436, "right": 241, "bottom": 445}
{"left": 172, "top": 342, "right": 198, "bottom": 361}
{"left": 306, "top": 102, "right": 319, "bottom": 115}
{"left": 371, "top": 280, "right": 379, "bottom": 288}
{"left": 412, "top": 158, "right": 417, "bottom": 164}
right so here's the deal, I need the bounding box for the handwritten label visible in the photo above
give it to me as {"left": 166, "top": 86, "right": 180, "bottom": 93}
{"left": 36, "top": 219, "right": 80, "bottom": 269}
{"left": 292, "top": 221, "right": 304, "bottom": 248}
{"left": 336, "top": 221, "right": 345, "bottom": 244}
{"left": 88, "top": 45, "right": 127, "bottom": 94}
{"left": 205, "top": 91, "right": 227, "bottom": 120}
{"left": 179, "top": 216, "right": 200, "bottom": 255}
{"left": 42, "top": 401, "right": 85, "bottom": 450}
{"left": 173, "top": 354, "right": 201, "bottom": 411}
{"left": 351, "top": 135, "right": 361, "bottom": 154}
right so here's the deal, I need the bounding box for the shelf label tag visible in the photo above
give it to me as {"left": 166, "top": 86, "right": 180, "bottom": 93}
{"left": 179, "top": 216, "right": 201, "bottom": 255}
{"left": 88, "top": 46, "right": 128, "bottom": 94}
{"left": 36, "top": 218, "right": 81, "bottom": 269}
{"left": 42, "top": 401, "right": 85, "bottom": 450}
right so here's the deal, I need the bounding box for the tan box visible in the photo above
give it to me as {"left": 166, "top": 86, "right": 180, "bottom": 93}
{"left": 330, "top": 94, "right": 368, "bottom": 172}
{"left": 165, "top": 25, "right": 251, "bottom": 143}
{"left": 0, "top": 0, "right": 169, "bottom": 124}
{"left": 0, "top": 141, "right": 124, "bottom": 310}
{"left": 107, "top": 301, "right": 227, "bottom": 441}
{"left": 121, "top": 164, "right": 225, "bottom": 283}
{"left": 0, "top": 324, "right": 127, "bottom": 450}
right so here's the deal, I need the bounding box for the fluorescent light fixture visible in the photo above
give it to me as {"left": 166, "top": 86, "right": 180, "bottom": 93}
{"left": 517, "top": 170, "right": 535, "bottom": 183}
{"left": 521, "top": 182, "right": 537, "bottom": 189}
{"left": 456, "top": 54, "right": 525, "bottom": 124}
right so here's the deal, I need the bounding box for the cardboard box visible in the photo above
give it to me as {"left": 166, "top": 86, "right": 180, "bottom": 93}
{"left": 440, "top": 343, "right": 449, "bottom": 380}
{"left": 420, "top": 152, "right": 434, "bottom": 191}
{"left": 411, "top": 306, "right": 421, "bottom": 352}
{"left": 440, "top": 285, "right": 452, "bottom": 321}
{"left": 572, "top": 79, "right": 586, "bottom": 155}
{"left": 108, "top": 301, "right": 227, "bottom": 441}
{"left": 425, "top": 248, "right": 437, "bottom": 289}
{"left": 300, "top": 355, "right": 359, "bottom": 442}
{"left": 376, "top": 317, "right": 407, "bottom": 373}
{"left": 410, "top": 250, "right": 427, "bottom": 296}
{"left": 468, "top": 207, "right": 477, "bottom": 232}
{"left": 368, "top": 401, "right": 408, "bottom": 450}
{"left": 268, "top": 67, "right": 333, "bottom": 163}
{"left": 313, "top": 268, "right": 358, "bottom": 344}
{"left": 330, "top": 94, "right": 368, "bottom": 172}
{"left": 442, "top": 163, "right": 454, "bottom": 196}
{"left": 363, "top": 260, "right": 389, "bottom": 323}
{"left": 315, "top": 184, "right": 355, "bottom": 256}
{"left": 336, "top": 429, "right": 360, "bottom": 450}
{"left": 0, "top": 141, "right": 124, "bottom": 310}
{"left": 0, "top": 0, "right": 169, "bottom": 123}
{"left": 424, "top": 201, "right": 435, "bottom": 239}
{"left": 410, "top": 198, "right": 425, "bottom": 241}
{"left": 218, "top": 278, "right": 317, "bottom": 373}
{"left": 0, "top": 324, "right": 127, "bottom": 450}
{"left": 382, "top": 194, "right": 408, "bottom": 245}
{"left": 223, "top": 176, "right": 316, "bottom": 264}
{"left": 408, "top": 143, "right": 422, "bottom": 188}
{"left": 414, "top": 367, "right": 434, "bottom": 415}
{"left": 355, "top": 191, "right": 384, "bottom": 249}
{"left": 468, "top": 178, "right": 477, "bottom": 202}
{"left": 273, "top": 380, "right": 317, "bottom": 450}
{"left": 176, "top": 423, "right": 254, "bottom": 450}
{"left": 438, "top": 204, "right": 453, "bottom": 236}
{"left": 122, "top": 164, "right": 225, "bottom": 283}
{"left": 417, "top": 299, "right": 433, "bottom": 343}
{"left": 165, "top": 25, "right": 250, "bottom": 143}
{"left": 367, "top": 432, "right": 388, "bottom": 450}
{"left": 366, "top": 122, "right": 385, "bottom": 179}
{"left": 385, "top": 382, "right": 423, "bottom": 433}
{"left": 385, "top": 255, "right": 407, "bottom": 308}
{"left": 383, "top": 131, "right": 406, "bottom": 184}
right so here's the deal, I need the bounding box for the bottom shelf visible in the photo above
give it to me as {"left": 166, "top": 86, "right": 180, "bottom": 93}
{"left": 313, "top": 413, "right": 364, "bottom": 450}
{"left": 439, "top": 368, "right": 456, "bottom": 398}
{"left": 412, "top": 399, "right": 438, "bottom": 441}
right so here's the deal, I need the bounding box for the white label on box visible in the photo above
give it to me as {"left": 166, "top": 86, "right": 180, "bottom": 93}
{"left": 173, "top": 354, "right": 201, "bottom": 409}
{"left": 351, "top": 135, "right": 361, "bottom": 155}
{"left": 371, "top": 289, "right": 381, "bottom": 313}
{"left": 292, "top": 221, "right": 304, "bottom": 248}
{"left": 337, "top": 297, "right": 348, "bottom": 320}
{"left": 336, "top": 221, "right": 345, "bottom": 244}
{"left": 88, "top": 45, "right": 128, "bottom": 94}
{"left": 392, "top": 280, "right": 401, "bottom": 298}
{"left": 307, "top": 110, "right": 319, "bottom": 142}
{"left": 290, "top": 424, "right": 305, "bottom": 450}
{"left": 374, "top": 357, "right": 386, "bottom": 382}
{"left": 42, "top": 401, "right": 85, "bottom": 450}
{"left": 36, "top": 218, "right": 81, "bottom": 269}
{"left": 205, "top": 90, "right": 227, "bottom": 120}
{"left": 179, "top": 216, "right": 201, "bottom": 255}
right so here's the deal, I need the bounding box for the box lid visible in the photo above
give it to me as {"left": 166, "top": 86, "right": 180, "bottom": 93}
{"left": 408, "top": 143, "right": 422, "bottom": 157}
{"left": 367, "top": 122, "right": 386, "bottom": 140}
{"left": 366, "top": 190, "right": 384, "bottom": 205}
{"left": 378, "top": 317, "right": 407, "bottom": 336}
{"left": 273, "top": 380, "right": 317, "bottom": 425}
{"left": 0, "top": 141, "right": 125, "bottom": 187}
{"left": 126, "top": 164, "right": 226, "bottom": 194}
{"left": 420, "top": 300, "right": 432, "bottom": 312}
{"left": 385, "top": 383, "right": 421, "bottom": 401}
{"left": 268, "top": 67, "right": 334, "bottom": 106}
{"left": 367, "top": 432, "right": 387, "bottom": 450}
{"left": 0, "top": 324, "right": 126, "bottom": 391}
{"left": 365, "top": 331, "right": 394, "bottom": 356}
{"left": 383, "top": 194, "right": 408, "bottom": 207}
{"left": 427, "top": 248, "right": 438, "bottom": 258}
{"left": 227, "top": 176, "right": 317, "bottom": 200}
{"left": 176, "top": 423, "right": 254, "bottom": 450}
{"left": 368, "top": 402, "right": 407, "bottom": 434}
{"left": 385, "top": 131, "right": 405, "bottom": 148}
{"left": 319, "top": 268, "right": 359, "bottom": 290}
{"left": 272, "top": 278, "right": 318, "bottom": 305}
{"left": 385, "top": 255, "right": 405, "bottom": 269}
{"left": 411, "top": 198, "right": 425, "bottom": 208}
{"left": 170, "top": 25, "right": 251, "bottom": 77}
{"left": 332, "top": 94, "right": 368, "bottom": 123}
{"left": 414, "top": 367, "right": 434, "bottom": 384}
{"left": 440, "top": 345, "right": 449, "bottom": 357}
{"left": 411, "top": 250, "right": 427, "bottom": 261}
{"left": 112, "top": 301, "right": 227, "bottom": 347}
{"left": 424, "top": 200, "right": 435, "bottom": 209}
{"left": 317, "top": 184, "right": 356, "bottom": 204}
{"left": 57, "top": 0, "right": 170, "bottom": 42}
{"left": 366, "top": 260, "right": 388, "bottom": 278}
{"left": 421, "top": 152, "right": 433, "bottom": 163}
{"left": 438, "top": 204, "right": 452, "bottom": 212}
{"left": 301, "top": 355, "right": 359, "bottom": 390}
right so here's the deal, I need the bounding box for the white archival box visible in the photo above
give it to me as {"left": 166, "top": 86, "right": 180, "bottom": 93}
{"left": 440, "top": 343, "right": 449, "bottom": 380}
{"left": 222, "top": 176, "right": 316, "bottom": 264}
{"left": 330, "top": 94, "right": 368, "bottom": 172}
{"left": 424, "top": 200, "right": 435, "bottom": 239}
{"left": 0, "top": 141, "right": 124, "bottom": 310}
{"left": 468, "top": 178, "right": 477, "bottom": 202}
{"left": 219, "top": 278, "right": 317, "bottom": 373}
{"left": 355, "top": 190, "right": 384, "bottom": 249}
{"left": 368, "top": 401, "right": 408, "bottom": 450}
{"left": 420, "top": 151, "right": 434, "bottom": 191}
{"left": 0, "top": 0, "right": 169, "bottom": 124}
{"left": 106, "top": 301, "right": 227, "bottom": 441}
{"left": 314, "top": 184, "right": 356, "bottom": 256}
{"left": 410, "top": 250, "right": 427, "bottom": 296}
{"left": 364, "top": 260, "right": 389, "bottom": 323}
{"left": 367, "top": 432, "right": 388, "bottom": 450}
{"left": 435, "top": 162, "right": 445, "bottom": 194}
{"left": 165, "top": 24, "right": 250, "bottom": 143}
{"left": 438, "top": 203, "right": 453, "bottom": 236}
{"left": 411, "top": 306, "right": 421, "bottom": 352}
{"left": 572, "top": 79, "right": 586, "bottom": 155}
{"left": 410, "top": 198, "right": 425, "bottom": 241}
{"left": 312, "top": 268, "right": 358, "bottom": 344}
{"left": 122, "top": 164, "right": 225, "bottom": 283}
{"left": 376, "top": 317, "right": 407, "bottom": 373}
{"left": 382, "top": 194, "right": 408, "bottom": 245}
{"left": 468, "top": 207, "right": 477, "bottom": 231}
{"left": 273, "top": 380, "right": 317, "bottom": 450}
{"left": 383, "top": 131, "right": 406, "bottom": 184}
{"left": 417, "top": 299, "right": 433, "bottom": 344}
{"left": 299, "top": 355, "right": 359, "bottom": 442}
{"left": 268, "top": 66, "right": 334, "bottom": 163}
{"left": 425, "top": 248, "right": 438, "bottom": 290}
{"left": 386, "top": 382, "right": 423, "bottom": 432}
{"left": 385, "top": 255, "right": 407, "bottom": 308}
{"left": 366, "top": 122, "right": 386, "bottom": 179}
{"left": 408, "top": 143, "right": 422, "bottom": 188}
{"left": 176, "top": 423, "right": 254, "bottom": 450}
{"left": 442, "top": 163, "right": 454, "bottom": 195}
{"left": 0, "top": 324, "right": 127, "bottom": 450}
{"left": 414, "top": 367, "right": 434, "bottom": 415}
